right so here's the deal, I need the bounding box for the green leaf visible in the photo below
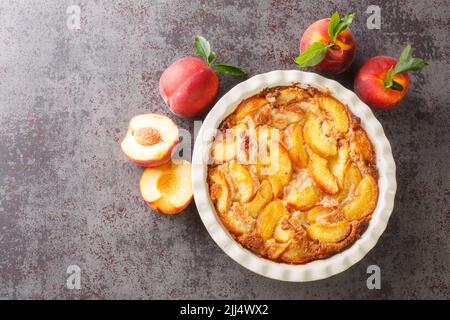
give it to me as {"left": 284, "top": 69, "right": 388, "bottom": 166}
{"left": 294, "top": 42, "right": 331, "bottom": 67}
{"left": 208, "top": 51, "right": 217, "bottom": 65}
{"left": 194, "top": 35, "right": 211, "bottom": 63}
{"left": 214, "top": 63, "right": 247, "bottom": 76}
{"left": 328, "top": 11, "right": 355, "bottom": 42}
{"left": 328, "top": 12, "right": 340, "bottom": 40}
{"left": 384, "top": 66, "right": 395, "bottom": 88}
{"left": 397, "top": 44, "right": 411, "bottom": 65}
{"left": 394, "top": 58, "right": 429, "bottom": 74}
{"left": 394, "top": 44, "right": 429, "bottom": 74}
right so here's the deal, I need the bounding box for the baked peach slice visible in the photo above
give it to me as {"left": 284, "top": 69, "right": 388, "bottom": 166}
{"left": 257, "top": 143, "right": 293, "bottom": 198}
{"left": 234, "top": 96, "right": 269, "bottom": 122}
{"left": 317, "top": 96, "right": 349, "bottom": 133}
{"left": 244, "top": 180, "right": 273, "bottom": 218}
{"left": 273, "top": 216, "right": 291, "bottom": 243}
{"left": 209, "top": 168, "right": 231, "bottom": 215}
{"left": 308, "top": 153, "right": 339, "bottom": 194}
{"left": 140, "top": 160, "right": 192, "bottom": 214}
{"left": 210, "top": 124, "right": 247, "bottom": 164}
{"left": 121, "top": 114, "right": 179, "bottom": 167}
{"left": 351, "top": 129, "right": 375, "bottom": 163}
{"left": 282, "top": 123, "right": 308, "bottom": 168}
{"left": 303, "top": 114, "right": 337, "bottom": 158}
{"left": 329, "top": 142, "right": 349, "bottom": 187}
{"left": 256, "top": 200, "right": 288, "bottom": 240}
{"left": 286, "top": 184, "right": 322, "bottom": 211}
{"left": 343, "top": 175, "right": 378, "bottom": 220}
{"left": 266, "top": 240, "right": 291, "bottom": 260}
{"left": 335, "top": 163, "right": 362, "bottom": 202}
{"left": 270, "top": 106, "right": 304, "bottom": 129}
{"left": 275, "top": 87, "right": 309, "bottom": 105}
{"left": 228, "top": 162, "right": 256, "bottom": 203}
{"left": 307, "top": 220, "right": 351, "bottom": 243}
{"left": 306, "top": 206, "right": 335, "bottom": 224}
{"left": 220, "top": 203, "right": 254, "bottom": 235}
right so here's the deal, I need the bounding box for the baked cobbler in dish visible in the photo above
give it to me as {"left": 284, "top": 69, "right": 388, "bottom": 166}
{"left": 207, "top": 84, "right": 378, "bottom": 264}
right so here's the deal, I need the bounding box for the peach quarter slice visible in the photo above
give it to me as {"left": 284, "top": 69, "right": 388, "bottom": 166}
{"left": 303, "top": 114, "right": 337, "bottom": 158}
{"left": 308, "top": 153, "right": 339, "bottom": 194}
{"left": 121, "top": 114, "right": 179, "bottom": 167}
{"left": 317, "top": 96, "right": 349, "bottom": 133}
{"left": 343, "top": 175, "right": 378, "bottom": 220}
{"left": 140, "top": 160, "right": 192, "bottom": 214}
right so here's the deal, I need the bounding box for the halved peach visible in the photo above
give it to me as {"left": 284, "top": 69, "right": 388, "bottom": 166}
{"left": 317, "top": 96, "right": 349, "bottom": 133}
{"left": 244, "top": 180, "right": 273, "bottom": 218}
{"left": 256, "top": 200, "right": 288, "bottom": 240}
{"left": 121, "top": 114, "right": 179, "bottom": 167}
{"left": 329, "top": 142, "right": 349, "bottom": 187}
{"left": 209, "top": 168, "right": 231, "bottom": 215}
{"left": 343, "top": 175, "right": 378, "bottom": 220}
{"left": 335, "top": 163, "right": 362, "bottom": 202}
{"left": 140, "top": 160, "right": 192, "bottom": 214}
{"left": 308, "top": 153, "right": 339, "bottom": 194}
{"left": 234, "top": 96, "right": 269, "bottom": 122}
{"left": 307, "top": 220, "right": 351, "bottom": 243}
{"left": 283, "top": 123, "right": 308, "bottom": 168}
{"left": 303, "top": 114, "right": 337, "bottom": 158}
{"left": 286, "top": 185, "right": 322, "bottom": 211}
{"left": 228, "top": 162, "right": 256, "bottom": 203}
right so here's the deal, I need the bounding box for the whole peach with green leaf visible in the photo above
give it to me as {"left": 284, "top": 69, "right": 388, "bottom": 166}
{"left": 355, "top": 44, "right": 428, "bottom": 109}
{"left": 296, "top": 11, "right": 356, "bottom": 74}
{"left": 160, "top": 35, "right": 246, "bottom": 118}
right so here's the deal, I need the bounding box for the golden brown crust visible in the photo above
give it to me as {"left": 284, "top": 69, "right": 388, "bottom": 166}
{"left": 207, "top": 84, "right": 379, "bottom": 264}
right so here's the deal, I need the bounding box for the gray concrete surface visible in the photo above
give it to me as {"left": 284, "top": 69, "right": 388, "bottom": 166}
{"left": 0, "top": 0, "right": 448, "bottom": 299}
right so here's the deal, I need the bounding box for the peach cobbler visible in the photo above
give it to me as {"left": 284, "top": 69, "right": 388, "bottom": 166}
{"left": 207, "top": 84, "right": 378, "bottom": 264}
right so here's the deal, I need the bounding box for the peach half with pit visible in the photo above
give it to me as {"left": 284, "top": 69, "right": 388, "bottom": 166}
{"left": 121, "top": 113, "right": 179, "bottom": 167}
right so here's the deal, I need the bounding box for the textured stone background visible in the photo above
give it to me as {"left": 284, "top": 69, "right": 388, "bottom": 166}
{"left": 0, "top": 0, "right": 448, "bottom": 299}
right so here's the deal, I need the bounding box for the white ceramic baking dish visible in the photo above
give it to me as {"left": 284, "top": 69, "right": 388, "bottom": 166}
{"left": 192, "top": 70, "right": 396, "bottom": 282}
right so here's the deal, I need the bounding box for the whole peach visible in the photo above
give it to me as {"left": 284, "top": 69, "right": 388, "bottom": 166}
{"left": 159, "top": 56, "right": 219, "bottom": 117}
{"left": 300, "top": 18, "right": 356, "bottom": 74}
{"left": 355, "top": 56, "right": 409, "bottom": 109}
